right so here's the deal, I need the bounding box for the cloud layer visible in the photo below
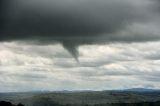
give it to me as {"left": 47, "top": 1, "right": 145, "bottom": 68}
{"left": 1, "top": 0, "right": 160, "bottom": 59}
{"left": 0, "top": 42, "right": 160, "bottom": 92}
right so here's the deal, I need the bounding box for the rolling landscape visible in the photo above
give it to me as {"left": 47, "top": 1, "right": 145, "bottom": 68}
{"left": 1, "top": 88, "right": 160, "bottom": 106}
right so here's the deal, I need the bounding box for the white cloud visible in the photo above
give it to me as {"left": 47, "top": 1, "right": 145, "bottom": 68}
{"left": 0, "top": 41, "right": 160, "bottom": 92}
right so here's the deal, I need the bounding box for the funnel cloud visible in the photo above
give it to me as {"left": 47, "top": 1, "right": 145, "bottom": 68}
{"left": 1, "top": 0, "right": 160, "bottom": 60}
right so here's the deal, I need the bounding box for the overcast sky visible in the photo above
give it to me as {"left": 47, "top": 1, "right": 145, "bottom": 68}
{"left": 0, "top": 0, "right": 160, "bottom": 92}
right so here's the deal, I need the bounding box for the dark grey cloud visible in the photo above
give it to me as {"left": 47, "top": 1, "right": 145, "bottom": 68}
{"left": 1, "top": 0, "right": 160, "bottom": 60}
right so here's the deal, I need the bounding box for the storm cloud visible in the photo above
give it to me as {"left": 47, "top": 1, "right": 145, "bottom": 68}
{"left": 1, "top": 0, "right": 160, "bottom": 60}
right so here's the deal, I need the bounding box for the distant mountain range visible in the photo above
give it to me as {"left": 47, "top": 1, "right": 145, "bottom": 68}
{"left": 123, "top": 88, "right": 160, "bottom": 92}
{"left": 52, "top": 88, "right": 160, "bottom": 93}
{"left": 1, "top": 88, "right": 160, "bottom": 106}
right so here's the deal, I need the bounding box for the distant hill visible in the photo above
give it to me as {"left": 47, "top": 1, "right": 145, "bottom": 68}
{"left": 124, "top": 88, "right": 160, "bottom": 92}
{"left": 1, "top": 90, "right": 160, "bottom": 106}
